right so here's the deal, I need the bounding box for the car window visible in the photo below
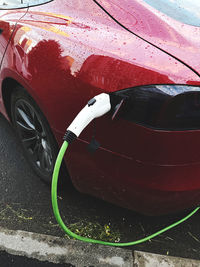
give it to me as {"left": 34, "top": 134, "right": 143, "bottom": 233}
{"left": 0, "top": 0, "right": 52, "bottom": 9}
{"left": 143, "top": 0, "right": 200, "bottom": 27}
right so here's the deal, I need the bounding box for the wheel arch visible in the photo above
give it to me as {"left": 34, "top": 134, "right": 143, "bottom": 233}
{"left": 2, "top": 76, "right": 70, "bottom": 183}
{"left": 2, "top": 77, "right": 53, "bottom": 128}
{"left": 1, "top": 77, "right": 21, "bottom": 121}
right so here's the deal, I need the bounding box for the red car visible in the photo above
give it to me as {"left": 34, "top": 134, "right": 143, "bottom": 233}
{"left": 0, "top": 0, "right": 200, "bottom": 215}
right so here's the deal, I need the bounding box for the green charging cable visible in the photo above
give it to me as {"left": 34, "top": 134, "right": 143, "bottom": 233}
{"left": 51, "top": 140, "right": 200, "bottom": 247}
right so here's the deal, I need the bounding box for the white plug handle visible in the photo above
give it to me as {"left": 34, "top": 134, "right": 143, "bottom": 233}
{"left": 67, "top": 93, "right": 111, "bottom": 137}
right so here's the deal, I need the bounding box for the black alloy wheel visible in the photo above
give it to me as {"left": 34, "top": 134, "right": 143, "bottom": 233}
{"left": 11, "top": 87, "right": 64, "bottom": 183}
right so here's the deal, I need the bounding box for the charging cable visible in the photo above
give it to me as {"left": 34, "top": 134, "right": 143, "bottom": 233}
{"left": 51, "top": 93, "right": 200, "bottom": 247}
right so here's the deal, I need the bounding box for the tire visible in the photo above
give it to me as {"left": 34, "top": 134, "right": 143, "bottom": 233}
{"left": 11, "top": 86, "right": 66, "bottom": 184}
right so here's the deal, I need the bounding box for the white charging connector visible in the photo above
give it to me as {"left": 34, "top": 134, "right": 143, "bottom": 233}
{"left": 65, "top": 93, "right": 111, "bottom": 142}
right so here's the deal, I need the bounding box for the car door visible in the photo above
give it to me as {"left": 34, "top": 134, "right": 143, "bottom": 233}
{"left": 0, "top": 1, "right": 30, "bottom": 61}
{"left": 0, "top": 1, "right": 54, "bottom": 117}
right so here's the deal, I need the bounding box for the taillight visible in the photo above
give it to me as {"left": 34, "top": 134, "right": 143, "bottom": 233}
{"left": 110, "top": 85, "right": 200, "bottom": 130}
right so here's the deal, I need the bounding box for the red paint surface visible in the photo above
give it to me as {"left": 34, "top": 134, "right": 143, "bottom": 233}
{"left": 0, "top": 0, "right": 200, "bottom": 214}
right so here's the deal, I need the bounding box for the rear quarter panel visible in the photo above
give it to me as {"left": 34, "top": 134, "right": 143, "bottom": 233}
{"left": 1, "top": 0, "right": 200, "bottom": 214}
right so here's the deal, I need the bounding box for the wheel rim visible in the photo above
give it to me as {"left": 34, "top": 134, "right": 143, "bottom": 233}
{"left": 14, "top": 99, "right": 53, "bottom": 174}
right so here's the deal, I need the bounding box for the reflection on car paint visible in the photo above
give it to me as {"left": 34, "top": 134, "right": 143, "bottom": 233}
{"left": 0, "top": 0, "right": 200, "bottom": 214}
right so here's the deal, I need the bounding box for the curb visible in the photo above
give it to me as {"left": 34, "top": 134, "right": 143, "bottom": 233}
{"left": 0, "top": 227, "right": 133, "bottom": 266}
{"left": 0, "top": 227, "right": 199, "bottom": 266}
{"left": 133, "top": 251, "right": 200, "bottom": 267}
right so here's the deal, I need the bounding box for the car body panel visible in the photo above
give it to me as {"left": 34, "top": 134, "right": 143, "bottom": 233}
{"left": 96, "top": 0, "right": 200, "bottom": 76}
{"left": 0, "top": 8, "right": 28, "bottom": 118}
{"left": 0, "top": 10, "right": 28, "bottom": 49}
{"left": 0, "top": 0, "right": 200, "bottom": 214}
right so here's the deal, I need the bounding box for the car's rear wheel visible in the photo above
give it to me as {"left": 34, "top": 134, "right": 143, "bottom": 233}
{"left": 11, "top": 87, "right": 65, "bottom": 184}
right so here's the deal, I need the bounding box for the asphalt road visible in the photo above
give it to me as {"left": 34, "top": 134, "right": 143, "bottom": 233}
{"left": 0, "top": 113, "right": 200, "bottom": 261}
{"left": 0, "top": 251, "right": 74, "bottom": 267}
